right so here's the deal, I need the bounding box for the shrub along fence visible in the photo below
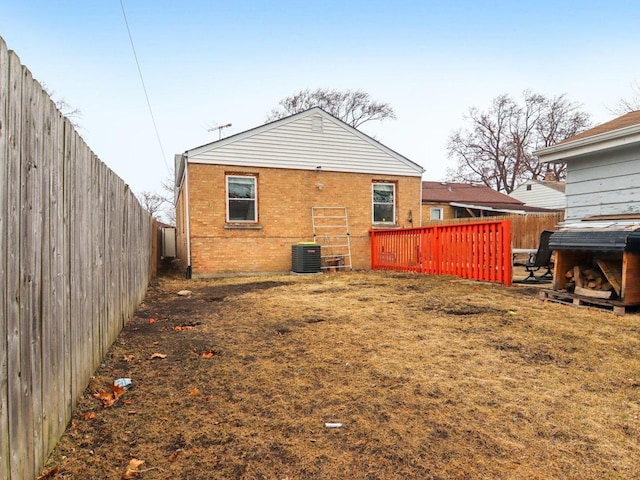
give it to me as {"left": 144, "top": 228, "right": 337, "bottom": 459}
{"left": 1, "top": 37, "right": 155, "bottom": 479}
{"left": 371, "top": 220, "right": 512, "bottom": 286}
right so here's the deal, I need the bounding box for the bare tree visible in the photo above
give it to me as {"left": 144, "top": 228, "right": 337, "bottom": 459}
{"left": 42, "top": 83, "right": 82, "bottom": 128}
{"left": 530, "top": 94, "right": 590, "bottom": 181}
{"left": 136, "top": 171, "right": 177, "bottom": 225}
{"left": 136, "top": 169, "right": 177, "bottom": 225}
{"left": 266, "top": 88, "right": 396, "bottom": 128}
{"left": 160, "top": 170, "right": 176, "bottom": 225}
{"left": 609, "top": 80, "right": 640, "bottom": 115}
{"left": 137, "top": 191, "right": 166, "bottom": 221}
{"left": 446, "top": 91, "right": 590, "bottom": 193}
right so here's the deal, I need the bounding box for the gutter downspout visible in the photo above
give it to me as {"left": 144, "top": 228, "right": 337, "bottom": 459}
{"left": 418, "top": 179, "right": 423, "bottom": 225}
{"left": 184, "top": 154, "right": 192, "bottom": 278}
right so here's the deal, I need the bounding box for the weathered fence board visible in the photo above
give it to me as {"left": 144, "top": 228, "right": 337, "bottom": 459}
{"left": 42, "top": 94, "right": 65, "bottom": 457}
{"left": 0, "top": 35, "right": 10, "bottom": 480}
{"left": 22, "top": 71, "right": 46, "bottom": 476}
{"left": 423, "top": 212, "right": 564, "bottom": 249}
{"left": 7, "top": 47, "right": 26, "bottom": 480}
{"left": 62, "top": 117, "right": 74, "bottom": 432}
{"left": 40, "top": 85, "right": 53, "bottom": 466}
{"left": 0, "top": 37, "right": 156, "bottom": 480}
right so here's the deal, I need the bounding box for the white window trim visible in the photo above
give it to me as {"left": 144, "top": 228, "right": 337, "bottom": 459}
{"left": 372, "top": 182, "right": 396, "bottom": 224}
{"left": 430, "top": 207, "right": 443, "bottom": 220}
{"left": 226, "top": 174, "right": 258, "bottom": 223}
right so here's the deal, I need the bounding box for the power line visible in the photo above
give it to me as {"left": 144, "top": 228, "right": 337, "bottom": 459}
{"left": 119, "top": 0, "right": 171, "bottom": 173}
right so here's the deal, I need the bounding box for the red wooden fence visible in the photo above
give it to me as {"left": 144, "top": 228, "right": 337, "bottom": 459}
{"left": 370, "top": 220, "right": 512, "bottom": 286}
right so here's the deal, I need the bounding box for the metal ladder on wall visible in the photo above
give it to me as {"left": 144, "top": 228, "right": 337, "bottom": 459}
{"left": 311, "top": 206, "right": 353, "bottom": 271}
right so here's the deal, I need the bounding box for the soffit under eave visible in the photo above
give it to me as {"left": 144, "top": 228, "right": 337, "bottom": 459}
{"left": 535, "top": 129, "right": 640, "bottom": 163}
{"left": 449, "top": 202, "right": 528, "bottom": 215}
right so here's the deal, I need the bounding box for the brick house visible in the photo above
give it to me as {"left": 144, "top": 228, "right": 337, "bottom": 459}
{"left": 174, "top": 107, "right": 424, "bottom": 276}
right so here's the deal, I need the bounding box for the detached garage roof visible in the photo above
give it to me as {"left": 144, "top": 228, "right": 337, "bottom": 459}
{"left": 422, "top": 181, "right": 557, "bottom": 214}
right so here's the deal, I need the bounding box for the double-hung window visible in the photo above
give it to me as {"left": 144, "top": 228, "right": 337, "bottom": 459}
{"left": 372, "top": 182, "right": 395, "bottom": 224}
{"left": 226, "top": 175, "right": 257, "bottom": 222}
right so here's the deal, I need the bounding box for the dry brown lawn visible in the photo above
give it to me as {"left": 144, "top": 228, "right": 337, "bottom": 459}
{"left": 43, "top": 270, "right": 640, "bottom": 479}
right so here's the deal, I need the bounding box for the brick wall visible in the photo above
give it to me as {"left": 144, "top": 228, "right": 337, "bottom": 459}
{"left": 181, "top": 163, "right": 422, "bottom": 275}
{"left": 422, "top": 202, "right": 456, "bottom": 221}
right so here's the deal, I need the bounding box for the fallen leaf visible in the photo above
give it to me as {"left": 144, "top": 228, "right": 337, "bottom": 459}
{"left": 201, "top": 350, "right": 216, "bottom": 359}
{"left": 122, "top": 458, "right": 145, "bottom": 479}
{"left": 123, "top": 355, "right": 134, "bottom": 362}
{"left": 152, "top": 341, "right": 159, "bottom": 345}
{"left": 173, "top": 325, "right": 195, "bottom": 332}
{"left": 167, "top": 450, "right": 183, "bottom": 462}
{"left": 93, "top": 390, "right": 117, "bottom": 408}
{"left": 83, "top": 411, "right": 96, "bottom": 420}
{"left": 150, "top": 353, "right": 167, "bottom": 359}
{"left": 93, "top": 383, "right": 127, "bottom": 408}
{"left": 37, "top": 466, "right": 59, "bottom": 479}
{"left": 189, "top": 388, "right": 200, "bottom": 396}
{"left": 148, "top": 318, "right": 156, "bottom": 323}
{"left": 111, "top": 384, "right": 127, "bottom": 400}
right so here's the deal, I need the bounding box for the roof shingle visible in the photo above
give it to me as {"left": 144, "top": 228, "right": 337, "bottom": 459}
{"left": 422, "top": 181, "right": 525, "bottom": 206}
{"left": 559, "top": 110, "right": 640, "bottom": 144}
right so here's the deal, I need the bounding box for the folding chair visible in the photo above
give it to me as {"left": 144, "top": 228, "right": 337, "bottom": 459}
{"left": 513, "top": 230, "right": 554, "bottom": 284}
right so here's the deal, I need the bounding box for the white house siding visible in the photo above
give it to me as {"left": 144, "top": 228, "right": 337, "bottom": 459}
{"left": 186, "top": 109, "right": 423, "bottom": 177}
{"left": 510, "top": 181, "right": 566, "bottom": 210}
{"left": 564, "top": 144, "right": 640, "bottom": 221}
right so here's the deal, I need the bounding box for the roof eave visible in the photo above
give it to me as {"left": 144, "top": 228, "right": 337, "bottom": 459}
{"left": 449, "top": 202, "right": 528, "bottom": 214}
{"left": 534, "top": 125, "right": 640, "bottom": 163}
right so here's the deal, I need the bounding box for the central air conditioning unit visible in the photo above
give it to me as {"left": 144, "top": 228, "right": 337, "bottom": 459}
{"left": 292, "top": 243, "right": 321, "bottom": 273}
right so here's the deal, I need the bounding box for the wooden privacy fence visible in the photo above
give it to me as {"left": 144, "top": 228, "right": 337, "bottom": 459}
{"left": 423, "top": 212, "right": 564, "bottom": 249}
{"left": 1, "top": 37, "right": 155, "bottom": 480}
{"left": 371, "top": 220, "right": 512, "bottom": 286}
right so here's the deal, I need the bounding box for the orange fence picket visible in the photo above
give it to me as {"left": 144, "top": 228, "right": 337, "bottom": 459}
{"left": 370, "top": 220, "right": 512, "bottom": 286}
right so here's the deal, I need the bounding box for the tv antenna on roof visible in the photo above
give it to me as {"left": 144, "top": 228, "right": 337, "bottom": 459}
{"left": 208, "top": 123, "right": 232, "bottom": 140}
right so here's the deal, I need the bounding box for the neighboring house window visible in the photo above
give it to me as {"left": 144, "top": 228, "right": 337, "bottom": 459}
{"left": 526, "top": 184, "right": 532, "bottom": 191}
{"left": 430, "top": 207, "right": 443, "bottom": 220}
{"left": 226, "top": 175, "right": 257, "bottom": 222}
{"left": 372, "top": 183, "right": 395, "bottom": 224}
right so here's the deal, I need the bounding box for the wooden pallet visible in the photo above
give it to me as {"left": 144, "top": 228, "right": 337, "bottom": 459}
{"left": 538, "top": 289, "right": 638, "bottom": 315}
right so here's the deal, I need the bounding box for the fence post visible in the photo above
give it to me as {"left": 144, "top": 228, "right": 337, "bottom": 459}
{"left": 503, "top": 220, "right": 512, "bottom": 286}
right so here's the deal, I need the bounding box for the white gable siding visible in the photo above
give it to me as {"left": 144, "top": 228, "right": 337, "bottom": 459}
{"left": 565, "top": 145, "right": 640, "bottom": 221}
{"left": 187, "top": 112, "right": 422, "bottom": 177}
{"left": 510, "top": 181, "right": 566, "bottom": 209}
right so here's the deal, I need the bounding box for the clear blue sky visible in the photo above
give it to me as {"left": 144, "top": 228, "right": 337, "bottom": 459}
{"left": 2, "top": 1, "right": 639, "bottom": 196}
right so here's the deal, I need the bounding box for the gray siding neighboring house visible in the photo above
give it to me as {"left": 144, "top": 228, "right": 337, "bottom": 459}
{"left": 534, "top": 111, "right": 640, "bottom": 222}
{"left": 509, "top": 179, "right": 566, "bottom": 210}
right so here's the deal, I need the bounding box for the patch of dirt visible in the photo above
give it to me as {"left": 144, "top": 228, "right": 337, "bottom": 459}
{"left": 42, "top": 271, "right": 640, "bottom": 479}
